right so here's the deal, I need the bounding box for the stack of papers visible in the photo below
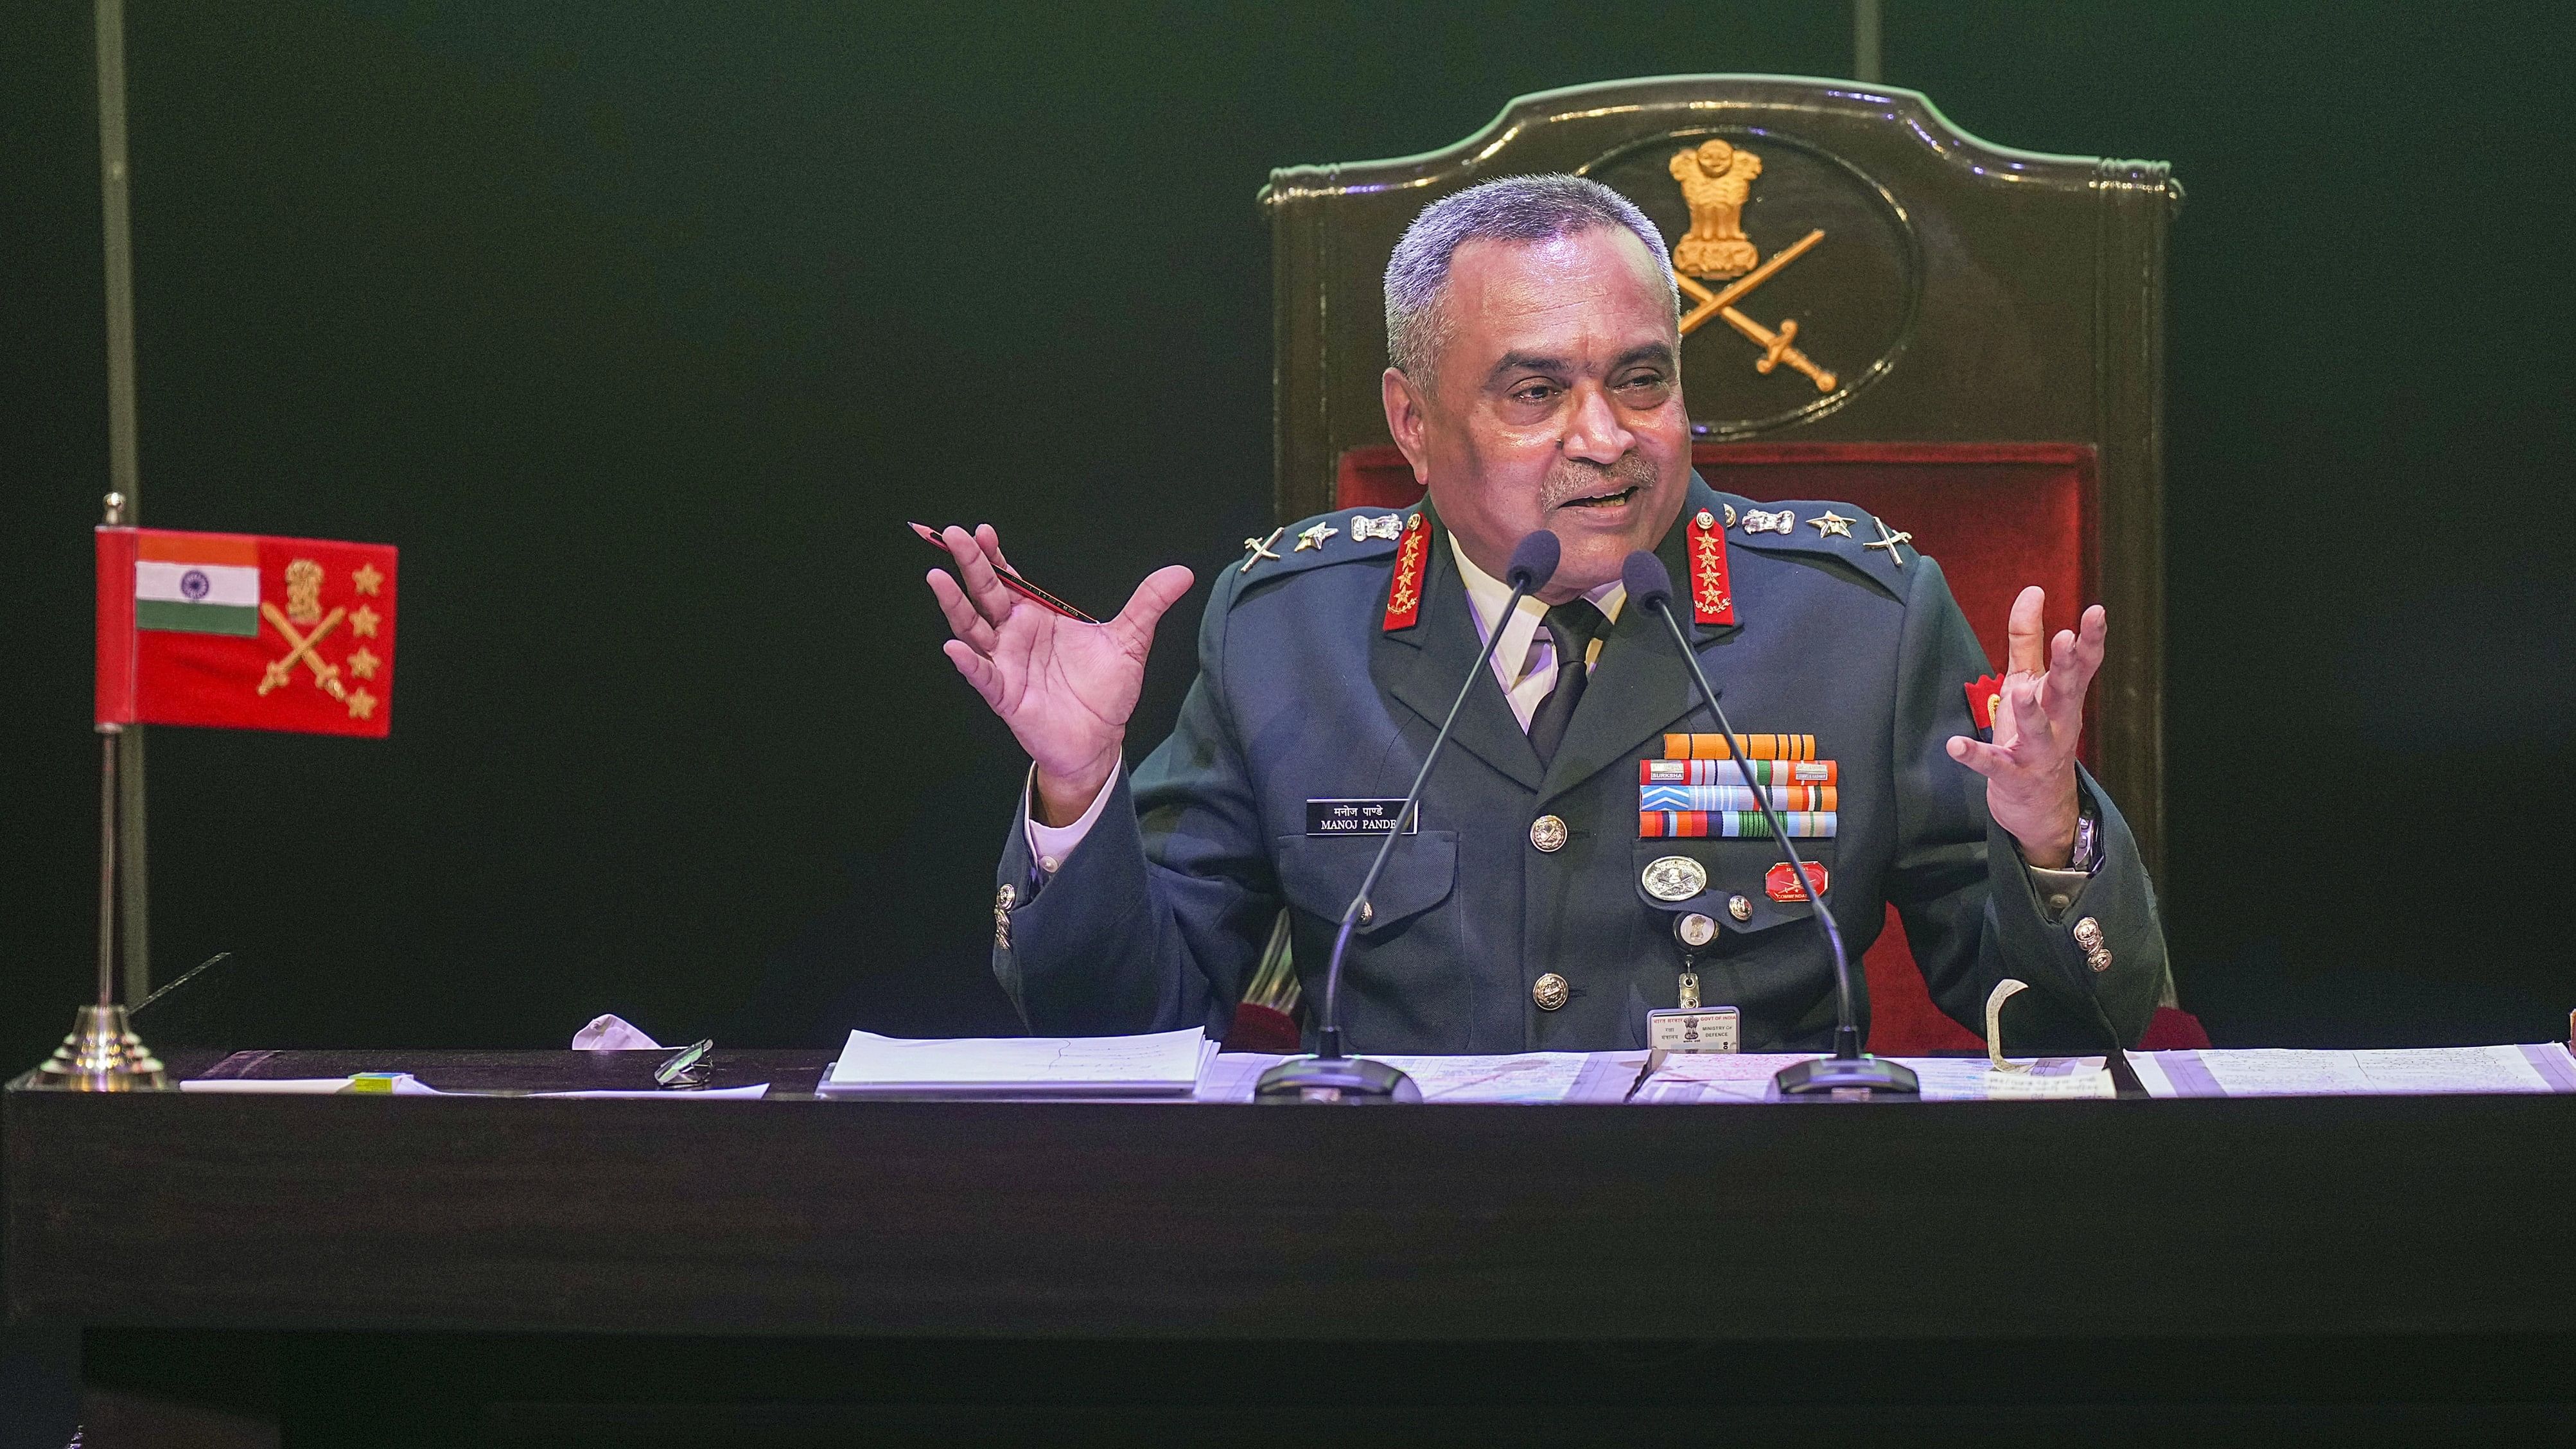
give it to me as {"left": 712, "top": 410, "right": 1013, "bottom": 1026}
{"left": 2134, "top": 1043, "right": 2574, "bottom": 1098}
{"left": 819, "top": 1027, "right": 1218, "bottom": 1098}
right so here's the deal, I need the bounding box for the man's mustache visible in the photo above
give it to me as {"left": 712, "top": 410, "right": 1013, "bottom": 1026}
{"left": 1539, "top": 454, "right": 1660, "bottom": 509}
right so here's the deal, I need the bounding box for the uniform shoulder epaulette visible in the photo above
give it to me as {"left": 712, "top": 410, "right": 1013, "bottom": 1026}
{"left": 1224, "top": 505, "right": 1419, "bottom": 597}
{"left": 1712, "top": 493, "right": 1915, "bottom": 595}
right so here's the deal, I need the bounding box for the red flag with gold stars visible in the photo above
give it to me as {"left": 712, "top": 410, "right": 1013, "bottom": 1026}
{"left": 96, "top": 527, "right": 399, "bottom": 738}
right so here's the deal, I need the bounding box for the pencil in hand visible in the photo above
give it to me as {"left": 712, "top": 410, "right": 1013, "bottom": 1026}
{"left": 909, "top": 522, "right": 1099, "bottom": 624}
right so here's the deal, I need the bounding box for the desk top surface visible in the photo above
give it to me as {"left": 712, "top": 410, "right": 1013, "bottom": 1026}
{"left": 171, "top": 1046, "right": 833, "bottom": 1096}
{"left": 9, "top": 1049, "right": 2573, "bottom": 1344}
{"left": 139, "top": 1040, "right": 2576, "bottom": 1103}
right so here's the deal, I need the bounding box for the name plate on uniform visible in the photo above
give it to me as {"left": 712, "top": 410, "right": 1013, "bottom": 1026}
{"left": 1306, "top": 799, "right": 1418, "bottom": 836}
{"left": 1646, "top": 1006, "right": 1741, "bottom": 1052}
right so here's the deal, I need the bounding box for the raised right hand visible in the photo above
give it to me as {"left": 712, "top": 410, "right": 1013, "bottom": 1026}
{"left": 926, "top": 524, "right": 1195, "bottom": 826}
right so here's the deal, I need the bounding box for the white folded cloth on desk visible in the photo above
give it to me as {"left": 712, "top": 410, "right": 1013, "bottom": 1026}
{"left": 570, "top": 1014, "right": 663, "bottom": 1051}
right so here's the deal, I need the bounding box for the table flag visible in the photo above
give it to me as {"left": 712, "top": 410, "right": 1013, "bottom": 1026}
{"left": 96, "top": 527, "right": 398, "bottom": 737}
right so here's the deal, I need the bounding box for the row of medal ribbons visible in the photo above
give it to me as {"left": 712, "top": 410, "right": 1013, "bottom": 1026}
{"left": 1641, "top": 758, "right": 1836, "bottom": 785}
{"left": 1643, "top": 734, "right": 1837, "bottom": 836}
{"left": 1643, "top": 784, "right": 1837, "bottom": 811}
{"left": 1640, "top": 809, "right": 1838, "bottom": 838}
{"left": 1660, "top": 732, "right": 1820, "bottom": 761}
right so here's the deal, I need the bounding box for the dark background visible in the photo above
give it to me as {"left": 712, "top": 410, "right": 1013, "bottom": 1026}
{"left": 6, "top": 0, "right": 2575, "bottom": 1086}
{"left": 4, "top": 2, "right": 2573, "bottom": 1437}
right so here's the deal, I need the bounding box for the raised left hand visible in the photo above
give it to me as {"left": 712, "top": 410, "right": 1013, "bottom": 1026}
{"left": 1946, "top": 586, "right": 2106, "bottom": 869}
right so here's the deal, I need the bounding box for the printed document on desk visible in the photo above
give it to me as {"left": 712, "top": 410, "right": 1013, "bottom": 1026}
{"left": 1373, "top": 1053, "right": 1604, "bottom": 1103}
{"left": 821, "top": 1027, "right": 1216, "bottom": 1098}
{"left": 2135, "top": 1043, "right": 2576, "bottom": 1098}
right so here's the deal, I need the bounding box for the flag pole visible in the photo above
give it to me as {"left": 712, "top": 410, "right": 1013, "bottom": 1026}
{"left": 31, "top": 493, "right": 166, "bottom": 1090}
{"left": 96, "top": 0, "right": 151, "bottom": 1004}
{"left": 98, "top": 728, "right": 118, "bottom": 1012}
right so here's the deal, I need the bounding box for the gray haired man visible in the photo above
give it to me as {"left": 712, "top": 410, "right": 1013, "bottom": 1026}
{"left": 925, "top": 175, "right": 2166, "bottom": 1053}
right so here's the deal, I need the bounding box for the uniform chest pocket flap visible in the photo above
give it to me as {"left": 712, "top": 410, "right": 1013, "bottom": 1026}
{"left": 1632, "top": 838, "right": 1836, "bottom": 936}
{"left": 1275, "top": 830, "right": 1459, "bottom": 935}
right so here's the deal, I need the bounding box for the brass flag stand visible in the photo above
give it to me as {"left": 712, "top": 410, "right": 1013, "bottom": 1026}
{"left": 32, "top": 493, "right": 167, "bottom": 1091}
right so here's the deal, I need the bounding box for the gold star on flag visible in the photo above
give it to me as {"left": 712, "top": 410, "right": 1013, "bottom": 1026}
{"left": 1810, "top": 511, "right": 1854, "bottom": 539}
{"left": 346, "top": 687, "right": 377, "bottom": 721}
{"left": 347, "top": 646, "right": 381, "bottom": 681}
{"left": 349, "top": 605, "right": 381, "bottom": 638}
{"left": 352, "top": 563, "right": 384, "bottom": 595}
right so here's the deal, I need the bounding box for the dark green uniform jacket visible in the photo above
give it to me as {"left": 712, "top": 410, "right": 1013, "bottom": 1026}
{"left": 995, "top": 475, "right": 2166, "bottom": 1054}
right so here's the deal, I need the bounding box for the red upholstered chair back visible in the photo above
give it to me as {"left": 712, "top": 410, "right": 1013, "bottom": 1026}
{"left": 1264, "top": 78, "right": 2186, "bottom": 1051}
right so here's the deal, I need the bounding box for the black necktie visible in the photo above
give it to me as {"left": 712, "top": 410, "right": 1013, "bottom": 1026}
{"left": 1526, "top": 600, "right": 1607, "bottom": 765}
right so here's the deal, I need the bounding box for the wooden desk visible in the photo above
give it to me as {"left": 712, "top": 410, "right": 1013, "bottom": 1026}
{"left": 8, "top": 1050, "right": 2574, "bottom": 1443}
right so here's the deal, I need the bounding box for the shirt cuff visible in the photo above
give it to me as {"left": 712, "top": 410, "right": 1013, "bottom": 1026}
{"left": 2021, "top": 797, "right": 2103, "bottom": 923}
{"left": 2026, "top": 863, "right": 2091, "bottom": 923}
{"left": 1024, "top": 764, "right": 1116, "bottom": 875}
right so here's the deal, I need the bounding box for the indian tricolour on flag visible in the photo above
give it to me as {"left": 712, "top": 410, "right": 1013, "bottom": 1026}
{"left": 133, "top": 532, "right": 261, "bottom": 637}
{"left": 98, "top": 526, "right": 399, "bottom": 738}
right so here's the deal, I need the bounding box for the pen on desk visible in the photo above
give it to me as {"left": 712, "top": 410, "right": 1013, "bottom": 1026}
{"left": 1624, "top": 1048, "right": 1669, "bottom": 1102}
{"left": 910, "top": 522, "right": 1100, "bottom": 624}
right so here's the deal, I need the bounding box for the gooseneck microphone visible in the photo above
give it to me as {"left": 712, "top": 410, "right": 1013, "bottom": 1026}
{"left": 1621, "top": 550, "right": 1920, "bottom": 1100}
{"left": 1256, "top": 529, "right": 1563, "bottom": 1103}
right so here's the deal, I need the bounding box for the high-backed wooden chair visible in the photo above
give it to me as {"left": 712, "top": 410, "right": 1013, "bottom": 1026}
{"left": 1260, "top": 76, "right": 2198, "bottom": 1052}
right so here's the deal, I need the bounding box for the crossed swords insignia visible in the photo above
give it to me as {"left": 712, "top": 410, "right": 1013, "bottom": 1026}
{"left": 260, "top": 602, "right": 348, "bottom": 699}
{"left": 1664, "top": 141, "right": 1837, "bottom": 394}
{"left": 258, "top": 601, "right": 381, "bottom": 717}
{"left": 1675, "top": 227, "right": 1836, "bottom": 394}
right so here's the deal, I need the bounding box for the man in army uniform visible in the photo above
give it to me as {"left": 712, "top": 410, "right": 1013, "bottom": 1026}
{"left": 924, "top": 175, "right": 2165, "bottom": 1054}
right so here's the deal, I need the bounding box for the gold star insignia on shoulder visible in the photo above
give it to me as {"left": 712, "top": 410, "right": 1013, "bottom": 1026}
{"left": 347, "top": 646, "right": 381, "bottom": 681}
{"left": 1239, "top": 527, "right": 1284, "bottom": 574}
{"left": 351, "top": 563, "right": 384, "bottom": 595}
{"left": 349, "top": 605, "right": 381, "bottom": 638}
{"left": 1810, "top": 510, "right": 1853, "bottom": 539}
{"left": 346, "top": 687, "right": 377, "bottom": 721}
{"left": 1295, "top": 521, "right": 1338, "bottom": 552}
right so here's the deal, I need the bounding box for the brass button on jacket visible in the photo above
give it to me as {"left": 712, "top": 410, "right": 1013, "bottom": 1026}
{"left": 1531, "top": 972, "right": 1570, "bottom": 1010}
{"left": 1529, "top": 814, "right": 1568, "bottom": 853}
{"left": 2072, "top": 916, "right": 2112, "bottom": 972}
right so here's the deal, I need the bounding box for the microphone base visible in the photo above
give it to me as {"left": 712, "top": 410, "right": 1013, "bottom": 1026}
{"left": 1773, "top": 1053, "right": 1921, "bottom": 1100}
{"left": 1254, "top": 1054, "right": 1423, "bottom": 1104}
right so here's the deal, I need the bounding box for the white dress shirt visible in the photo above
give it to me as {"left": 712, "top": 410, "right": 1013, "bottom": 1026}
{"left": 1025, "top": 534, "right": 1624, "bottom": 872}
{"left": 1447, "top": 535, "right": 1625, "bottom": 730}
